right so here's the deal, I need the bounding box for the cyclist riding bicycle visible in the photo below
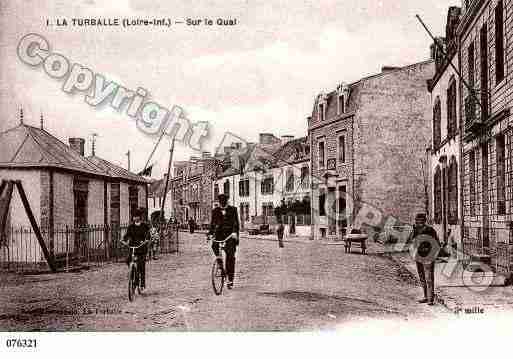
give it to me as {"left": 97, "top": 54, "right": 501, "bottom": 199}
{"left": 207, "top": 193, "right": 240, "bottom": 289}
{"left": 122, "top": 209, "right": 150, "bottom": 289}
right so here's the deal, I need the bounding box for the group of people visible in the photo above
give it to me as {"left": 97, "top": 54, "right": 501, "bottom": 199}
{"left": 123, "top": 193, "right": 443, "bottom": 305}
{"left": 121, "top": 193, "right": 240, "bottom": 291}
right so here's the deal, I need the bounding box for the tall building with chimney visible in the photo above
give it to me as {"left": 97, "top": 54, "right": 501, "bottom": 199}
{"left": 308, "top": 59, "right": 435, "bottom": 240}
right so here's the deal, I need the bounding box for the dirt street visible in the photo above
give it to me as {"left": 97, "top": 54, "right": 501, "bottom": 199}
{"left": 0, "top": 233, "right": 449, "bottom": 331}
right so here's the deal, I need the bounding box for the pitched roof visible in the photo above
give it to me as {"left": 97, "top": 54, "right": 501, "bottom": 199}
{"left": 0, "top": 124, "right": 106, "bottom": 176}
{"left": 87, "top": 155, "right": 149, "bottom": 183}
{"left": 0, "top": 123, "right": 149, "bottom": 183}
{"left": 272, "top": 137, "right": 310, "bottom": 165}
{"left": 310, "top": 59, "right": 434, "bottom": 124}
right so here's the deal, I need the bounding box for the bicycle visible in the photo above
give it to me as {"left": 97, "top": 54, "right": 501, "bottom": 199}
{"left": 207, "top": 234, "right": 234, "bottom": 295}
{"left": 120, "top": 239, "right": 151, "bottom": 302}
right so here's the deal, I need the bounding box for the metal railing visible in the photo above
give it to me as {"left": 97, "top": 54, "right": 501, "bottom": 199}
{"left": 0, "top": 223, "right": 179, "bottom": 273}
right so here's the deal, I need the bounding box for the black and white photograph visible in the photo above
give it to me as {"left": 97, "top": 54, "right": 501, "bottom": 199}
{"left": 0, "top": 0, "right": 512, "bottom": 357}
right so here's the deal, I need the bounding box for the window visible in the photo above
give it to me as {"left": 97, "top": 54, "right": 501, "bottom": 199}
{"left": 480, "top": 24, "right": 489, "bottom": 121}
{"left": 110, "top": 183, "right": 120, "bottom": 226}
{"left": 495, "top": 0, "right": 505, "bottom": 83}
{"left": 214, "top": 184, "right": 219, "bottom": 199}
{"left": 319, "top": 103, "right": 325, "bottom": 122}
{"left": 434, "top": 166, "right": 442, "bottom": 224}
{"left": 465, "top": 94, "right": 476, "bottom": 128}
{"left": 469, "top": 150, "right": 476, "bottom": 216}
{"left": 433, "top": 97, "right": 441, "bottom": 148}
{"left": 286, "top": 168, "right": 295, "bottom": 192}
{"left": 448, "top": 157, "right": 458, "bottom": 224}
{"left": 318, "top": 141, "right": 325, "bottom": 168}
{"left": 261, "top": 176, "right": 274, "bottom": 195}
{"left": 238, "top": 179, "right": 249, "bottom": 197}
{"left": 223, "top": 180, "right": 230, "bottom": 196}
{"left": 338, "top": 95, "right": 345, "bottom": 114}
{"left": 338, "top": 134, "right": 346, "bottom": 163}
{"left": 300, "top": 166, "right": 309, "bottom": 187}
{"left": 262, "top": 202, "right": 274, "bottom": 218}
{"left": 497, "top": 134, "right": 506, "bottom": 215}
{"left": 468, "top": 41, "right": 475, "bottom": 89}
{"left": 447, "top": 79, "right": 457, "bottom": 138}
{"left": 319, "top": 188, "right": 326, "bottom": 217}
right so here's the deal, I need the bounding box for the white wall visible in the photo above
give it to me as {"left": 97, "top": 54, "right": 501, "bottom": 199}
{"left": 0, "top": 169, "right": 43, "bottom": 262}
{"left": 0, "top": 169, "right": 42, "bottom": 227}
{"left": 429, "top": 54, "right": 462, "bottom": 256}
{"left": 213, "top": 160, "right": 311, "bottom": 227}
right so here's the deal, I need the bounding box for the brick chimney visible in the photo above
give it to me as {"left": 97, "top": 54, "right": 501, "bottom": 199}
{"left": 69, "top": 138, "right": 85, "bottom": 156}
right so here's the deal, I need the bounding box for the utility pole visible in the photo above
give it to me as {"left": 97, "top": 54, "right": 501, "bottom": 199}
{"left": 160, "top": 138, "right": 175, "bottom": 223}
{"left": 126, "top": 150, "right": 131, "bottom": 171}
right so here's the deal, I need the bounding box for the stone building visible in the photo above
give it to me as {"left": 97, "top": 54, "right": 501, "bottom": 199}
{"left": 428, "top": 7, "right": 463, "bottom": 253}
{"left": 308, "top": 59, "right": 435, "bottom": 240}
{"left": 0, "top": 118, "right": 148, "bottom": 261}
{"left": 459, "top": 0, "right": 513, "bottom": 274}
{"left": 170, "top": 153, "right": 221, "bottom": 228}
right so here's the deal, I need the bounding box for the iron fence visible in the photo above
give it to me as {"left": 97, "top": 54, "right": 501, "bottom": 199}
{"left": 0, "top": 223, "right": 179, "bottom": 273}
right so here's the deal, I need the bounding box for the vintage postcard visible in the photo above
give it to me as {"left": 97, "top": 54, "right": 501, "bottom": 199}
{"left": 0, "top": 0, "right": 511, "bottom": 356}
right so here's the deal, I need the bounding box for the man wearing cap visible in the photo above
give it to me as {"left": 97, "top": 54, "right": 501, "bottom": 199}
{"left": 409, "top": 213, "right": 441, "bottom": 305}
{"left": 207, "top": 193, "right": 240, "bottom": 289}
{"left": 122, "top": 209, "right": 150, "bottom": 289}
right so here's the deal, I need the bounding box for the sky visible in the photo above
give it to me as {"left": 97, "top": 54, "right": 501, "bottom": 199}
{"left": 0, "top": 0, "right": 460, "bottom": 178}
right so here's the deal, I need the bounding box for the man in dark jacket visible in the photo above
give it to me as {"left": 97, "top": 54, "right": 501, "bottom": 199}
{"left": 188, "top": 217, "right": 195, "bottom": 234}
{"left": 409, "top": 213, "right": 441, "bottom": 305}
{"left": 123, "top": 209, "right": 150, "bottom": 289}
{"left": 208, "top": 193, "right": 240, "bottom": 289}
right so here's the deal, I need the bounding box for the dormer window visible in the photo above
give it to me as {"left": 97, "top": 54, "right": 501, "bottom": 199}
{"left": 336, "top": 83, "right": 349, "bottom": 115}
{"left": 317, "top": 93, "right": 327, "bottom": 122}
{"left": 338, "top": 95, "right": 345, "bottom": 114}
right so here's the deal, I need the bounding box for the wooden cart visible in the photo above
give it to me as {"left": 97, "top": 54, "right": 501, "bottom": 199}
{"left": 343, "top": 232, "right": 368, "bottom": 255}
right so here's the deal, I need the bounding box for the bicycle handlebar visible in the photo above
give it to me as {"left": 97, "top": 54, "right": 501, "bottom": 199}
{"left": 120, "top": 239, "right": 153, "bottom": 250}
{"left": 208, "top": 233, "right": 236, "bottom": 243}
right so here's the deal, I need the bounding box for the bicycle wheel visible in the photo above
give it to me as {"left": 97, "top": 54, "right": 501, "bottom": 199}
{"left": 128, "top": 263, "right": 137, "bottom": 302}
{"left": 136, "top": 268, "right": 143, "bottom": 294}
{"left": 211, "top": 258, "right": 225, "bottom": 295}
